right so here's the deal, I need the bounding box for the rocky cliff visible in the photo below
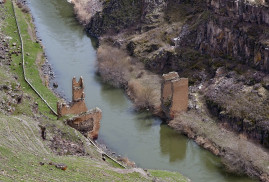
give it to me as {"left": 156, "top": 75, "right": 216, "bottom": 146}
{"left": 199, "top": 0, "right": 269, "bottom": 71}
{"left": 71, "top": 0, "right": 269, "bottom": 180}
{"left": 84, "top": 0, "right": 269, "bottom": 71}
{"left": 81, "top": 0, "right": 269, "bottom": 148}
{"left": 85, "top": 0, "right": 167, "bottom": 37}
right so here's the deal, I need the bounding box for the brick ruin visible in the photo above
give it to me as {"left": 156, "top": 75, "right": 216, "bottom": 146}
{"left": 57, "top": 77, "right": 102, "bottom": 139}
{"left": 161, "top": 72, "right": 188, "bottom": 120}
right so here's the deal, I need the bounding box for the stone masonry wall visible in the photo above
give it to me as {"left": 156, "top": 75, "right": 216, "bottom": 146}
{"left": 57, "top": 77, "right": 87, "bottom": 117}
{"left": 57, "top": 77, "right": 102, "bottom": 139}
{"left": 66, "top": 108, "right": 102, "bottom": 139}
{"left": 161, "top": 72, "right": 188, "bottom": 119}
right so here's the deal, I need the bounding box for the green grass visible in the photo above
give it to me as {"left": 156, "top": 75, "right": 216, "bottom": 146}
{"left": 2, "top": 0, "right": 58, "bottom": 119}
{"left": 0, "top": 114, "right": 188, "bottom": 181}
{"left": 0, "top": 146, "right": 147, "bottom": 182}
{"left": 105, "top": 157, "right": 125, "bottom": 169}
{"left": 149, "top": 170, "right": 188, "bottom": 182}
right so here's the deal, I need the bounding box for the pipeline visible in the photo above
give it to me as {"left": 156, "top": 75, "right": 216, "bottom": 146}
{"left": 87, "top": 137, "right": 126, "bottom": 169}
{"left": 11, "top": 0, "right": 126, "bottom": 169}
{"left": 11, "top": 0, "right": 58, "bottom": 116}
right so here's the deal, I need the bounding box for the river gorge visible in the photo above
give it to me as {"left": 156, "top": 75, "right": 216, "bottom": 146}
{"left": 27, "top": 0, "right": 256, "bottom": 181}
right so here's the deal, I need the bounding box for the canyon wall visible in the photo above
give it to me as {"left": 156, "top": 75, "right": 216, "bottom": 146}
{"left": 196, "top": 0, "right": 269, "bottom": 71}
{"left": 85, "top": 0, "right": 167, "bottom": 37}
{"left": 81, "top": 0, "right": 269, "bottom": 146}
{"left": 84, "top": 0, "right": 269, "bottom": 73}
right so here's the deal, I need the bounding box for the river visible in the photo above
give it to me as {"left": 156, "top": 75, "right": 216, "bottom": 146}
{"left": 27, "top": 0, "right": 256, "bottom": 181}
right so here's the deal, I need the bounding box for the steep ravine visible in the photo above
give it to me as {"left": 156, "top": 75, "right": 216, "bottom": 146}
{"left": 71, "top": 0, "right": 269, "bottom": 181}
{"left": 14, "top": 0, "right": 260, "bottom": 181}
{"left": 0, "top": 0, "right": 189, "bottom": 181}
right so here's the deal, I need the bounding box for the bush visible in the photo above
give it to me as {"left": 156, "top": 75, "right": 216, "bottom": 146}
{"left": 97, "top": 44, "right": 161, "bottom": 111}
{"left": 117, "top": 157, "right": 135, "bottom": 168}
{"left": 97, "top": 45, "right": 131, "bottom": 87}
{"left": 72, "top": 0, "right": 102, "bottom": 25}
{"left": 128, "top": 79, "right": 156, "bottom": 110}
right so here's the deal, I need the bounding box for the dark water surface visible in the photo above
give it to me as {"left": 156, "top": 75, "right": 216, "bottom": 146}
{"left": 27, "top": 0, "right": 256, "bottom": 181}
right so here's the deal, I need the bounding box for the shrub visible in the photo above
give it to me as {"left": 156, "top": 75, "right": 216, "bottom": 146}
{"left": 128, "top": 79, "right": 156, "bottom": 110}
{"left": 117, "top": 157, "right": 135, "bottom": 168}
{"left": 97, "top": 45, "right": 131, "bottom": 87}
{"left": 72, "top": 0, "right": 92, "bottom": 24}
{"left": 72, "top": 0, "right": 103, "bottom": 25}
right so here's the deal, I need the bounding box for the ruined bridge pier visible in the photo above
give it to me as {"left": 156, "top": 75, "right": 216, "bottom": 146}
{"left": 161, "top": 72, "right": 188, "bottom": 120}
{"left": 57, "top": 77, "right": 102, "bottom": 139}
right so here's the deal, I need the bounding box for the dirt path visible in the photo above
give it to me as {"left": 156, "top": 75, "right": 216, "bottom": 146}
{"left": 23, "top": 13, "right": 35, "bottom": 42}
{"left": 35, "top": 51, "right": 49, "bottom": 86}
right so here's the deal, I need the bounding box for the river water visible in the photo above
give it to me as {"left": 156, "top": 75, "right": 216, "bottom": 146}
{"left": 27, "top": 0, "right": 256, "bottom": 181}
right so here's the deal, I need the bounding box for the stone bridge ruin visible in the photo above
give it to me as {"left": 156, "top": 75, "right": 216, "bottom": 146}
{"left": 57, "top": 77, "right": 102, "bottom": 139}
{"left": 161, "top": 72, "right": 188, "bottom": 120}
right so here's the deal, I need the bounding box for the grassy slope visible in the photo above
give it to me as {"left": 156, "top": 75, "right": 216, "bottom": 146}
{"left": 4, "top": 0, "right": 58, "bottom": 119}
{"left": 0, "top": 1, "right": 188, "bottom": 181}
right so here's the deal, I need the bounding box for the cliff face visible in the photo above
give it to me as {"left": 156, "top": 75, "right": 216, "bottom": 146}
{"left": 86, "top": 0, "right": 142, "bottom": 36}
{"left": 197, "top": 0, "right": 269, "bottom": 71}
{"left": 85, "top": 0, "right": 269, "bottom": 72}
{"left": 86, "top": 0, "right": 167, "bottom": 37}
{"left": 82, "top": 0, "right": 269, "bottom": 148}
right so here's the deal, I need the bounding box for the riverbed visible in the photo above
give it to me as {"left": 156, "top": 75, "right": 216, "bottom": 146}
{"left": 27, "top": 0, "right": 256, "bottom": 181}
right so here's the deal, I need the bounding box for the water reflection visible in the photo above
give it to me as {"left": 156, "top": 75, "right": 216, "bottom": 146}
{"left": 99, "top": 83, "right": 129, "bottom": 111}
{"left": 160, "top": 124, "right": 187, "bottom": 162}
{"left": 133, "top": 112, "right": 159, "bottom": 132}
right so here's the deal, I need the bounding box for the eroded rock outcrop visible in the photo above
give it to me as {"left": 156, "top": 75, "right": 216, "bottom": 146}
{"left": 205, "top": 69, "right": 269, "bottom": 147}
{"left": 57, "top": 77, "right": 102, "bottom": 139}
{"left": 194, "top": 0, "right": 269, "bottom": 71}
{"left": 85, "top": 0, "right": 167, "bottom": 37}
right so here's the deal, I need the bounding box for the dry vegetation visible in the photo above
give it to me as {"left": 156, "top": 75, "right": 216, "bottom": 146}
{"left": 97, "top": 44, "right": 162, "bottom": 111}
{"left": 170, "top": 110, "right": 269, "bottom": 181}
{"left": 72, "top": 0, "right": 103, "bottom": 25}
{"left": 128, "top": 79, "right": 156, "bottom": 110}
{"left": 203, "top": 68, "right": 269, "bottom": 148}
{"left": 117, "top": 157, "right": 136, "bottom": 168}
{"left": 97, "top": 45, "right": 130, "bottom": 87}
{"left": 248, "top": 0, "right": 266, "bottom": 5}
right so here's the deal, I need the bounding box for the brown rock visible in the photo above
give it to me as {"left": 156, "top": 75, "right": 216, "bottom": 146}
{"left": 55, "top": 163, "right": 67, "bottom": 171}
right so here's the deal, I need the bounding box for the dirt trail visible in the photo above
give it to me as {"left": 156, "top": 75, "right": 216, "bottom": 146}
{"left": 24, "top": 14, "right": 35, "bottom": 42}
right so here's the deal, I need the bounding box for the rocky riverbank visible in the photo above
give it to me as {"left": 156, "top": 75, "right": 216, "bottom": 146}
{"left": 71, "top": 0, "right": 269, "bottom": 181}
